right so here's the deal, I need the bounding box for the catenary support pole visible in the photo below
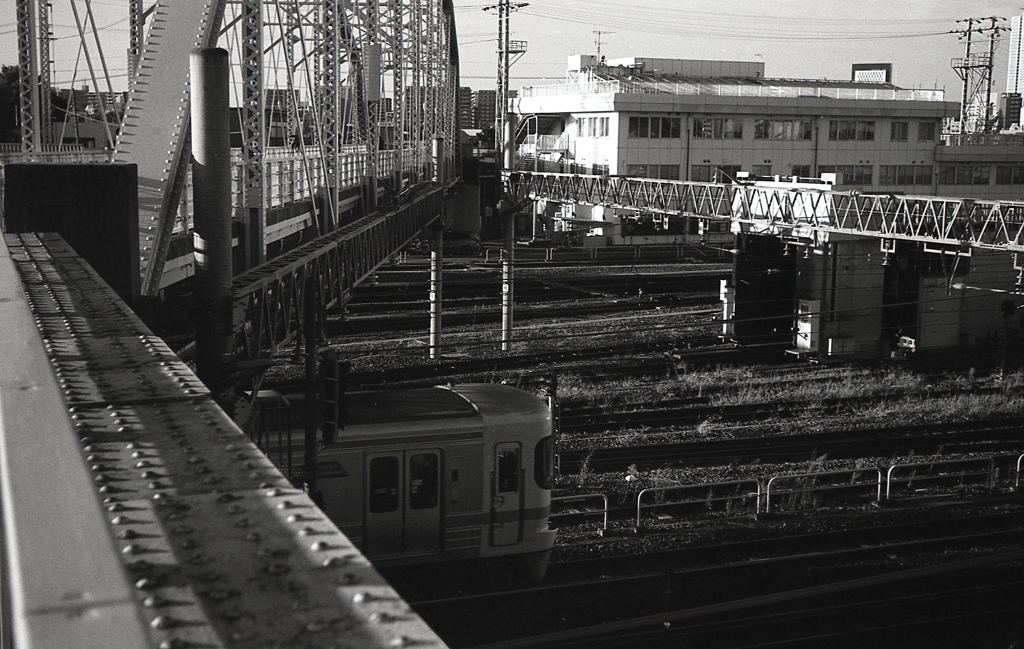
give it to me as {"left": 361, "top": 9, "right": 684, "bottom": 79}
{"left": 190, "top": 48, "right": 234, "bottom": 396}
{"left": 501, "top": 112, "right": 517, "bottom": 351}
{"left": 429, "top": 224, "right": 443, "bottom": 359}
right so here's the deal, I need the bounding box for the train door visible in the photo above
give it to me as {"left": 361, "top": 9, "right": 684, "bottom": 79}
{"left": 364, "top": 450, "right": 442, "bottom": 558}
{"left": 490, "top": 442, "right": 523, "bottom": 546}
{"left": 405, "top": 451, "right": 441, "bottom": 555}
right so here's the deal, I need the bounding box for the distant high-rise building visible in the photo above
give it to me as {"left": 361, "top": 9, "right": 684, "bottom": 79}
{"left": 474, "top": 89, "right": 497, "bottom": 131}
{"left": 458, "top": 86, "right": 474, "bottom": 129}
{"left": 1007, "top": 14, "right": 1024, "bottom": 126}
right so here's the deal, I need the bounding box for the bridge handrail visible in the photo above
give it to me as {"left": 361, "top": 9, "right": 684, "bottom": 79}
{"left": 0, "top": 241, "right": 150, "bottom": 648}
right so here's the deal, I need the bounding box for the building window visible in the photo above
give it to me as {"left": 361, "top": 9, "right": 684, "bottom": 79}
{"left": 751, "top": 164, "right": 772, "bottom": 176}
{"left": 828, "top": 120, "right": 875, "bottom": 141}
{"left": 918, "top": 121, "right": 936, "bottom": 142}
{"left": 693, "top": 117, "right": 743, "bottom": 139}
{"left": 880, "top": 165, "right": 933, "bottom": 185}
{"left": 996, "top": 165, "right": 1024, "bottom": 184}
{"left": 753, "top": 119, "right": 812, "bottom": 140}
{"left": 890, "top": 121, "right": 908, "bottom": 142}
{"left": 626, "top": 164, "right": 679, "bottom": 180}
{"left": 579, "top": 116, "right": 610, "bottom": 138}
{"left": 692, "top": 164, "right": 741, "bottom": 182}
{"left": 938, "top": 164, "right": 990, "bottom": 185}
{"left": 628, "top": 116, "right": 681, "bottom": 139}
{"left": 818, "top": 165, "right": 873, "bottom": 185}
{"left": 791, "top": 164, "right": 812, "bottom": 178}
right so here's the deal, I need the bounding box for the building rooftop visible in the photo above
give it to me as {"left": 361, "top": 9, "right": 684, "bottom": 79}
{"left": 521, "top": 56, "right": 945, "bottom": 102}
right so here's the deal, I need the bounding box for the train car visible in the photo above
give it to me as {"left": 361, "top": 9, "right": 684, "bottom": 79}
{"left": 314, "top": 383, "right": 557, "bottom": 582}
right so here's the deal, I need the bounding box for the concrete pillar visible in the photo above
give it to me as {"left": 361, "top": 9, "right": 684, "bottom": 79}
{"left": 190, "top": 48, "right": 234, "bottom": 392}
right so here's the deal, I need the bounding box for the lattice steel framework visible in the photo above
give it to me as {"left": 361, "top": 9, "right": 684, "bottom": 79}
{"left": 19, "top": 0, "right": 458, "bottom": 303}
{"left": 15, "top": 0, "right": 41, "bottom": 152}
{"left": 507, "top": 171, "right": 1024, "bottom": 253}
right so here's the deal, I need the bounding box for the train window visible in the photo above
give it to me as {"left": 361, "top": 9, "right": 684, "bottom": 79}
{"left": 497, "top": 448, "right": 520, "bottom": 493}
{"left": 368, "top": 456, "right": 400, "bottom": 513}
{"left": 534, "top": 436, "right": 554, "bottom": 490}
{"left": 409, "top": 453, "right": 439, "bottom": 510}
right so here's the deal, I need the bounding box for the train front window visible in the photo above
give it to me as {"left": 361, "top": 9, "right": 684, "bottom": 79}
{"left": 408, "top": 453, "right": 439, "bottom": 510}
{"left": 534, "top": 436, "right": 554, "bottom": 490}
{"left": 497, "top": 447, "right": 520, "bottom": 493}
{"left": 369, "top": 456, "right": 400, "bottom": 513}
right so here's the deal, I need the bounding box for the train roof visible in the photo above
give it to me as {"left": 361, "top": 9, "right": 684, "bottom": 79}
{"left": 346, "top": 386, "right": 478, "bottom": 425}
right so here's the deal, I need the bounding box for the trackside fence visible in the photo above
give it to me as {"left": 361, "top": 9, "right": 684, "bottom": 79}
{"left": 636, "top": 480, "right": 760, "bottom": 529}
{"left": 550, "top": 494, "right": 610, "bottom": 531}
{"left": 765, "top": 469, "right": 883, "bottom": 513}
{"left": 600, "top": 455, "right": 1022, "bottom": 533}
{"left": 885, "top": 457, "right": 996, "bottom": 502}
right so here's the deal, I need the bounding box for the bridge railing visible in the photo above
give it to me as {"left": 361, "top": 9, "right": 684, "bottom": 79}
{"left": 172, "top": 145, "right": 431, "bottom": 235}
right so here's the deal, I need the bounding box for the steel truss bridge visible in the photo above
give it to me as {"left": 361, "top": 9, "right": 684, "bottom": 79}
{"left": 13, "top": 0, "right": 459, "bottom": 350}
{"left": 507, "top": 171, "right": 1024, "bottom": 266}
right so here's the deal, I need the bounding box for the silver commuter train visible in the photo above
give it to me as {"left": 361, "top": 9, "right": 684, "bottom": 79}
{"left": 315, "top": 383, "right": 557, "bottom": 581}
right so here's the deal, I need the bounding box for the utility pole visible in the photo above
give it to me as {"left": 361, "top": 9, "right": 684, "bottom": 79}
{"left": 484, "top": 1, "right": 528, "bottom": 351}
{"left": 951, "top": 16, "right": 1008, "bottom": 133}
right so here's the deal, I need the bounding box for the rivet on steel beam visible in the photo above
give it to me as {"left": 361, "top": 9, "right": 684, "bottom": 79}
{"left": 108, "top": 503, "right": 128, "bottom": 513}
{"left": 117, "top": 529, "right": 140, "bottom": 539}
{"left": 277, "top": 500, "right": 296, "bottom": 510}
{"left": 150, "top": 615, "right": 177, "bottom": 630}
{"left": 135, "top": 577, "right": 160, "bottom": 590}
{"left": 297, "top": 527, "right": 317, "bottom": 537}
{"left": 310, "top": 541, "right": 330, "bottom": 552}
{"left": 245, "top": 532, "right": 262, "bottom": 542}
{"left": 122, "top": 544, "right": 145, "bottom": 555}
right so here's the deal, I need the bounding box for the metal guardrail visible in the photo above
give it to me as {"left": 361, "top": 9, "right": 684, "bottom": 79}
{"left": 562, "top": 456, "right": 1021, "bottom": 535}
{"left": 765, "top": 469, "right": 883, "bottom": 513}
{"left": 635, "top": 480, "right": 761, "bottom": 530}
{"left": 885, "top": 457, "right": 996, "bottom": 501}
{"left": 550, "top": 494, "right": 609, "bottom": 531}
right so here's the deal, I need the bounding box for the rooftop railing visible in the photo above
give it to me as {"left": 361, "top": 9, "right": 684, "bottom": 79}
{"left": 942, "top": 133, "right": 1024, "bottom": 147}
{"left": 520, "top": 79, "right": 945, "bottom": 102}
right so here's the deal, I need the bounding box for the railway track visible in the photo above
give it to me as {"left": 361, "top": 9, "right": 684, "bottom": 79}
{"left": 331, "top": 293, "right": 717, "bottom": 335}
{"left": 556, "top": 416, "right": 1024, "bottom": 474}
{"left": 398, "top": 508, "right": 1024, "bottom": 648}
{"left": 559, "top": 386, "right": 1009, "bottom": 435}
{"left": 262, "top": 336, "right": 767, "bottom": 391}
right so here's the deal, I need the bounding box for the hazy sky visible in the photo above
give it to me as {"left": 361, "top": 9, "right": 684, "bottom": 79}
{"left": 1, "top": 0, "right": 1021, "bottom": 102}
{"left": 454, "top": 0, "right": 1023, "bottom": 96}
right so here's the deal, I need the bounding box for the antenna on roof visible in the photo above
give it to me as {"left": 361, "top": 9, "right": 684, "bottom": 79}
{"left": 594, "top": 31, "right": 613, "bottom": 63}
